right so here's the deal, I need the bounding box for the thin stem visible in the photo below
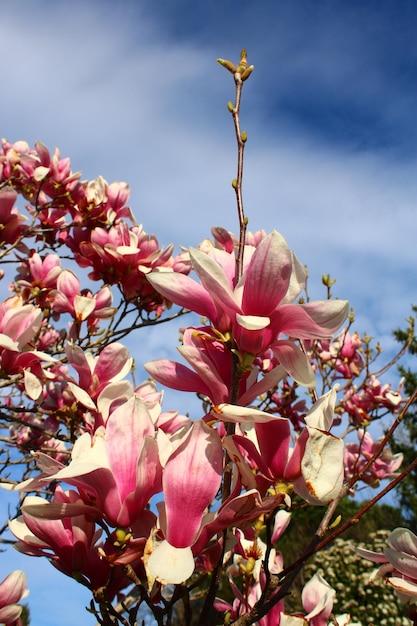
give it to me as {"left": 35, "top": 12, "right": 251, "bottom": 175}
{"left": 231, "top": 75, "right": 247, "bottom": 282}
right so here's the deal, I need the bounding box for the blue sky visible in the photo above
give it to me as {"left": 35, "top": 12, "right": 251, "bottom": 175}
{"left": 1, "top": 1, "right": 417, "bottom": 623}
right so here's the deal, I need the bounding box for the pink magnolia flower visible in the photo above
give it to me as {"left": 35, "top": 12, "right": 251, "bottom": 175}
{"left": 0, "top": 188, "right": 27, "bottom": 247}
{"left": 344, "top": 429, "right": 403, "bottom": 487}
{"left": 0, "top": 139, "right": 39, "bottom": 183}
{"left": 67, "top": 222, "right": 187, "bottom": 314}
{"left": 73, "top": 176, "right": 135, "bottom": 226}
{"left": 220, "top": 388, "right": 344, "bottom": 505}
{"left": 64, "top": 341, "right": 133, "bottom": 427}
{"left": 0, "top": 570, "right": 28, "bottom": 626}
{"left": 146, "top": 420, "right": 223, "bottom": 584}
{"left": 0, "top": 296, "right": 43, "bottom": 353}
{"left": 302, "top": 573, "right": 335, "bottom": 626}
{"left": 50, "top": 269, "right": 116, "bottom": 329}
{"left": 226, "top": 529, "right": 283, "bottom": 582}
{"left": 356, "top": 527, "right": 417, "bottom": 603}
{"left": 147, "top": 230, "right": 348, "bottom": 384}
{"left": 10, "top": 410, "right": 68, "bottom": 463}
{"left": 318, "top": 329, "right": 364, "bottom": 379}
{"left": 14, "top": 252, "right": 62, "bottom": 305}
{"left": 208, "top": 225, "right": 268, "bottom": 253}
{"left": 145, "top": 325, "right": 287, "bottom": 406}
{"left": 342, "top": 375, "right": 403, "bottom": 426}
{"left": 0, "top": 296, "right": 52, "bottom": 399}
{"left": 35, "top": 396, "right": 162, "bottom": 528}
{"left": 9, "top": 488, "right": 105, "bottom": 589}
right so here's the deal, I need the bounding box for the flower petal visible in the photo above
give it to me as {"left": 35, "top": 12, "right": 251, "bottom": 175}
{"left": 147, "top": 540, "right": 194, "bottom": 584}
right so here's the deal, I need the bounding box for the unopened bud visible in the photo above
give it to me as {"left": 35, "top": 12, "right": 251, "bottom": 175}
{"left": 231, "top": 179, "right": 237, "bottom": 188}
{"left": 240, "top": 65, "right": 254, "bottom": 81}
{"left": 236, "top": 48, "right": 248, "bottom": 74}
{"left": 217, "top": 58, "right": 237, "bottom": 74}
{"left": 329, "top": 514, "right": 342, "bottom": 529}
{"left": 227, "top": 101, "right": 234, "bottom": 113}
{"left": 322, "top": 273, "right": 336, "bottom": 287}
{"left": 241, "top": 131, "right": 248, "bottom": 143}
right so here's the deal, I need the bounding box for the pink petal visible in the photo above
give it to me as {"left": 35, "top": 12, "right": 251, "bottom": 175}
{"left": 388, "top": 527, "right": 417, "bottom": 556}
{"left": 304, "top": 387, "right": 338, "bottom": 431}
{"left": 0, "top": 604, "right": 23, "bottom": 623}
{"left": 271, "top": 300, "right": 348, "bottom": 339}
{"left": 288, "top": 428, "right": 344, "bottom": 505}
{"left": 384, "top": 547, "right": 417, "bottom": 579}
{"left": 273, "top": 340, "right": 316, "bottom": 387}
{"left": 212, "top": 403, "right": 279, "bottom": 423}
{"left": 163, "top": 421, "right": 223, "bottom": 548}
{"left": 242, "top": 231, "right": 292, "bottom": 315}
{"left": 147, "top": 271, "right": 217, "bottom": 319}
{"left": 255, "top": 417, "right": 291, "bottom": 478}
{"left": 189, "top": 247, "right": 241, "bottom": 314}
{"left": 145, "top": 359, "right": 211, "bottom": 395}
{"left": 106, "top": 397, "right": 154, "bottom": 502}
{"left": 0, "top": 570, "right": 27, "bottom": 606}
{"left": 93, "top": 343, "right": 132, "bottom": 383}
{"left": 387, "top": 577, "right": 417, "bottom": 599}
{"left": 57, "top": 269, "right": 80, "bottom": 298}
{"left": 178, "top": 345, "right": 229, "bottom": 402}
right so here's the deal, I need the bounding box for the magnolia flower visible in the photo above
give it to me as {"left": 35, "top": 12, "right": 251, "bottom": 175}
{"left": 20, "top": 396, "right": 163, "bottom": 528}
{"left": 146, "top": 420, "right": 223, "bottom": 585}
{"left": 356, "top": 527, "right": 417, "bottom": 603}
{"left": 148, "top": 230, "right": 348, "bottom": 385}
{"left": 0, "top": 188, "right": 27, "bottom": 246}
{"left": 50, "top": 269, "right": 116, "bottom": 324}
{"left": 0, "top": 570, "right": 28, "bottom": 626}
{"left": 302, "top": 573, "right": 335, "bottom": 626}
{"left": 344, "top": 429, "right": 403, "bottom": 487}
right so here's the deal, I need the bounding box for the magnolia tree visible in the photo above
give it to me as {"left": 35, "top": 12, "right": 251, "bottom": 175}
{"left": 0, "top": 50, "right": 416, "bottom": 626}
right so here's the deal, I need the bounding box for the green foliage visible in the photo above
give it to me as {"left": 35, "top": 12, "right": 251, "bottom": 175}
{"left": 20, "top": 604, "right": 30, "bottom": 626}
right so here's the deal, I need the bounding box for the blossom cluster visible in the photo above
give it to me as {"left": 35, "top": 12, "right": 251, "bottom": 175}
{"left": 0, "top": 137, "right": 411, "bottom": 624}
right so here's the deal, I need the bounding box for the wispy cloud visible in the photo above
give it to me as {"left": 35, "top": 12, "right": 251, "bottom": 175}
{"left": 1, "top": 0, "right": 416, "bottom": 621}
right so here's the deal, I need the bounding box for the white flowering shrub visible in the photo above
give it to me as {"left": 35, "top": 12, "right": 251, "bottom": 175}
{"left": 303, "top": 530, "right": 410, "bottom": 625}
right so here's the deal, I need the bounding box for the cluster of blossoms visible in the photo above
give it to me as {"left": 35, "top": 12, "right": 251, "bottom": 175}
{"left": 0, "top": 135, "right": 411, "bottom": 625}
{"left": 1, "top": 139, "right": 189, "bottom": 314}
{"left": 344, "top": 429, "right": 403, "bottom": 487}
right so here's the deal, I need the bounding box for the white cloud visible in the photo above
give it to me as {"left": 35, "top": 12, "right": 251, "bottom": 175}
{"left": 1, "top": 0, "right": 416, "bottom": 619}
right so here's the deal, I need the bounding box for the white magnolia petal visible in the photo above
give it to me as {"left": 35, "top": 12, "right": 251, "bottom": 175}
{"left": 305, "top": 386, "right": 339, "bottom": 431}
{"left": 67, "top": 381, "right": 97, "bottom": 410}
{"left": 387, "top": 576, "right": 417, "bottom": 599}
{"left": 74, "top": 295, "right": 96, "bottom": 321}
{"left": 24, "top": 369, "right": 42, "bottom": 400}
{"left": 212, "top": 403, "right": 277, "bottom": 423}
{"left": 0, "top": 333, "right": 19, "bottom": 351}
{"left": 295, "top": 428, "right": 344, "bottom": 505}
{"left": 236, "top": 314, "right": 270, "bottom": 330}
{"left": 147, "top": 540, "right": 194, "bottom": 585}
{"left": 33, "top": 165, "right": 50, "bottom": 181}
